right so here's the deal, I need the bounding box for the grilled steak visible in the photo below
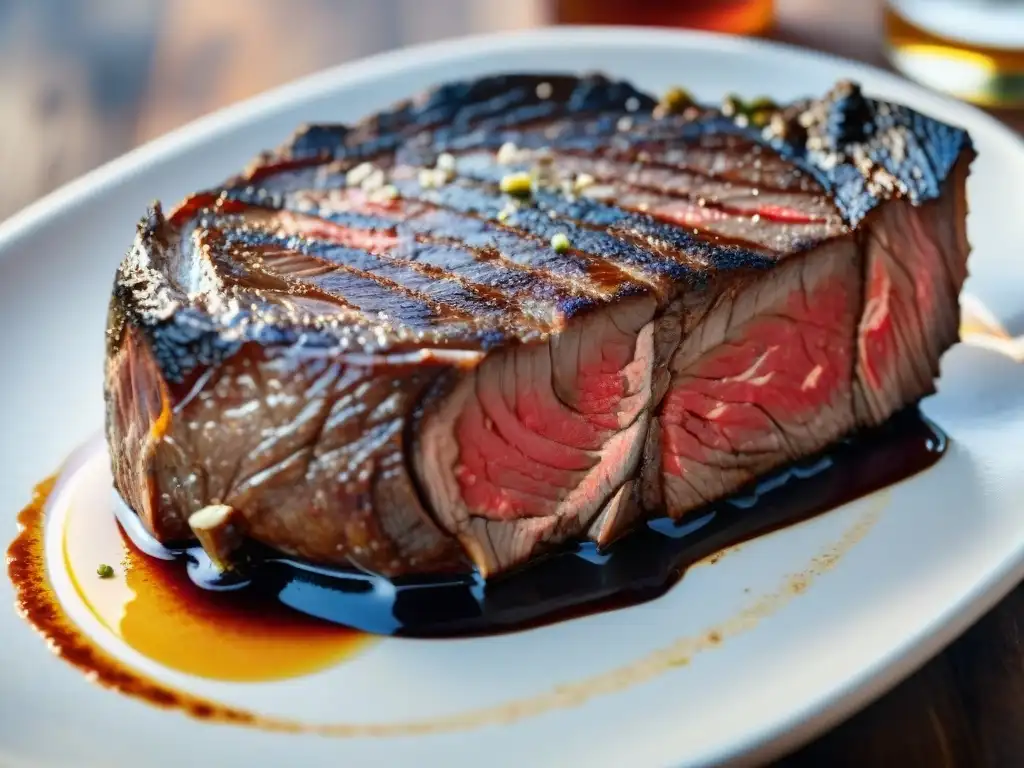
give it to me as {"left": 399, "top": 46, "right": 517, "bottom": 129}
{"left": 105, "top": 74, "right": 973, "bottom": 579}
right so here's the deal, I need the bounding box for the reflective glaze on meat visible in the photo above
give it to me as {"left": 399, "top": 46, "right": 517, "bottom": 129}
{"left": 104, "top": 74, "right": 973, "bottom": 578}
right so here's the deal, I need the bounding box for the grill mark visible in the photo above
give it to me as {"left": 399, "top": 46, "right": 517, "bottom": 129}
{"left": 440, "top": 157, "right": 798, "bottom": 253}
{"left": 289, "top": 225, "right": 526, "bottom": 315}
{"left": 221, "top": 136, "right": 814, "bottom": 289}
{"left": 552, "top": 146, "right": 816, "bottom": 196}
{"left": 220, "top": 185, "right": 653, "bottom": 304}
{"left": 307, "top": 265, "right": 474, "bottom": 330}
{"left": 256, "top": 227, "right": 554, "bottom": 333}
{"left": 606, "top": 180, "right": 827, "bottom": 224}
{"left": 197, "top": 228, "right": 363, "bottom": 315}
{"left": 210, "top": 192, "right": 634, "bottom": 308}
{"left": 399, "top": 77, "right": 635, "bottom": 141}
{"left": 446, "top": 158, "right": 825, "bottom": 255}
{"left": 439, "top": 116, "right": 817, "bottom": 195}
{"left": 633, "top": 201, "right": 828, "bottom": 253}
{"left": 282, "top": 75, "right": 653, "bottom": 167}
{"left": 548, "top": 196, "right": 771, "bottom": 263}
{"left": 392, "top": 179, "right": 685, "bottom": 294}
{"left": 276, "top": 173, "right": 764, "bottom": 298}
{"left": 300, "top": 242, "right": 526, "bottom": 326}
{"left": 212, "top": 241, "right": 483, "bottom": 336}
{"left": 216, "top": 226, "right": 516, "bottom": 332}
{"left": 453, "top": 145, "right": 820, "bottom": 209}
{"left": 237, "top": 207, "right": 401, "bottom": 255}
{"left": 248, "top": 104, "right": 659, "bottom": 194}
{"left": 402, "top": 206, "right": 647, "bottom": 296}
{"left": 299, "top": 202, "right": 628, "bottom": 298}
{"left": 392, "top": 161, "right": 788, "bottom": 273}
{"left": 621, "top": 216, "right": 777, "bottom": 256}
{"left": 527, "top": 188, "right": 776, "bottom": 274}
{"left": 237, "top": 156, "right": 330, "bottom": 186}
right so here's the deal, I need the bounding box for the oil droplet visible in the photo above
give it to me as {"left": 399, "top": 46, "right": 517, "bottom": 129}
{"left": 62, "top": 487, "right": 370, "bottom": 682}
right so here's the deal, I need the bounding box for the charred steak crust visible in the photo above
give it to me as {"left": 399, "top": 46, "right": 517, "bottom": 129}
{"left": 104, "top": 73, "right": 973, "bottom": 578}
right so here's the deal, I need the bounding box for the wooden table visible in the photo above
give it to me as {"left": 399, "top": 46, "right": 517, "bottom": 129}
{"left": 3, "top": 1, "right": 1021, "bottom": 764}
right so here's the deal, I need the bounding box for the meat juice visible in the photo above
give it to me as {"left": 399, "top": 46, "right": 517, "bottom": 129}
{"left": 12, "top": 407, "right": 942, "bottom": 641}
{"left": 241, "top": 407, "right": 946, "bottom": 637}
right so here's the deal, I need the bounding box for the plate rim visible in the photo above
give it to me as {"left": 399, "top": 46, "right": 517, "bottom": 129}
{"left": 1, "top": 25, "right": 1022, "bottom": 767}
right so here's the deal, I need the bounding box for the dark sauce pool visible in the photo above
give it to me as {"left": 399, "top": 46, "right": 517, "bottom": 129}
{"left": 113, "top": 407, "right": 946, "bottom": 638}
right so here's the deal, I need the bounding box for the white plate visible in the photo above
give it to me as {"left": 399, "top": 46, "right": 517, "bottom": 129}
{"left": 2, "top": 27, "right": 1023, "bottom": 768}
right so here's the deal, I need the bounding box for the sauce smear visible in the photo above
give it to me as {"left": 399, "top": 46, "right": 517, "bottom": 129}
{"left": 7, "top": 478, "right": 258, "bottom": 725}
{"left": 62, "top": 481, "right": 369, "bottom": 682}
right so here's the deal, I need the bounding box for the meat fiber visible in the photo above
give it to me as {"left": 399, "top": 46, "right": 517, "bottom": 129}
{"left": 104, "top": 74, "right": 973, "bottom": 578}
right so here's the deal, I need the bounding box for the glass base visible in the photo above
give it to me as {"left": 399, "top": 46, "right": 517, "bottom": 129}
{"left": 885, "top": 5, "right": 1024, "bottom": 108}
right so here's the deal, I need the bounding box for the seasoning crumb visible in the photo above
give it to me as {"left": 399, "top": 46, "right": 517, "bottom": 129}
{"left": 345, "top": 161, "right": 376, "bottom": 187}
{"left": 766, "top": 112, "right": 789, "bottom": 140}
{"left": 500, "top": 171, "right": 533, "bottom": 198}
{"left": 418, "top": 168, "right": 445, "bottom": 189}
{"left": 360, "top": 168, "right": 386, "bottom": 192}
{"left": 436, "top": 152, "right": 456, "bottom": 172}
{"left": 435, "top": 152, "right": 457, "bottom": 182}
{"left": 531, "top": 152, "right": 557, "bottom": 187}
{"left": 96, "top": 564, "right": 114, "bottom": 579}
{"left": 573, "top": 172, "right": 596, "bottom": 193}
{"left": 721, "top": 94, "right": 743, "bottom": 118}
{"left": 581, "top": 184, "right": 615, "bottom": 201}
{"left": 496, "top": 141, "right": 521, "bottom": 165}
{"left": 550, "top": 233, "right": 571, "bottom": 254}
{"left": 371, "top": 184, "right": 399, "bottom": 202}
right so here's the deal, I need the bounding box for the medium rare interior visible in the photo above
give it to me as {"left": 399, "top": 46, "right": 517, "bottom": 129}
{"left": 414, "top": 296, "right": 656, "bottom": 576}
{"left": 853, "top": 152, "right": 973, "bottom": 426}
{"left": 657, "top": 240, "right": 861, "bottom": 516}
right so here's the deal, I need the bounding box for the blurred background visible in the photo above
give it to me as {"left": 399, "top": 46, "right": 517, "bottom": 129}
{"left": 1, "top": 0, "right": 1021, "bottom": 221}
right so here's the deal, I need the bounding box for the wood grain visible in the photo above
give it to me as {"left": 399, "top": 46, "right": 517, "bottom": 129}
{"left": 1, "top": 1, "right": 1021, "bottom": 765}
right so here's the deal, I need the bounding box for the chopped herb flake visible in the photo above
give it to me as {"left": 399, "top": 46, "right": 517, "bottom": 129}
{"left": 551, "top": 233, "right": 571, "bottom": 254}
{"left": 500, "top": 172, "right": 533, "bottom": 198}
{"left": 747, "top": 96, "right": 778, "bottom": 113}
{"left": 496, "top": 142, "right": 521, "bottom": 165}
{"left": 659, "top": 87, "right": 693, "bottom": 115}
